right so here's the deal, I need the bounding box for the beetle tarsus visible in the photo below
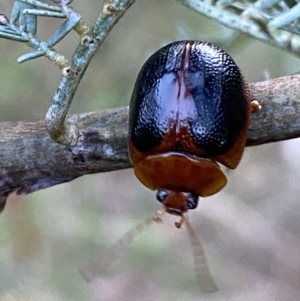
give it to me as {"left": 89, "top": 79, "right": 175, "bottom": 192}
{"left": 175, "top": 216, "right": 184, "bottom": 228}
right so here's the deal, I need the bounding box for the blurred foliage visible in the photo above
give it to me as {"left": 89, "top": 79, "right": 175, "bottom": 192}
{"left": 1, "top": 0, "right": 300, "bottom": 300}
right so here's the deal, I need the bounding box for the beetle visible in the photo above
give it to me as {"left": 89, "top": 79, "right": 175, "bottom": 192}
{"left": 81, "top": 41, "right": 260, "bottom": 291}
{"left": 128, "top": 40, "right": 254, "bottom": 222}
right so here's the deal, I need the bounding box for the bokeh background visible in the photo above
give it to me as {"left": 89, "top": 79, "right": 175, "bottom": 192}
{"left": 1, "top": 1, "right": 300, "bottom": 300}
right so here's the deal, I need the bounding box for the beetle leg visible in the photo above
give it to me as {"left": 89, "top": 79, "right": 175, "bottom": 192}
{"left": 175, "top": 216, "right": 184, "bottom": 228}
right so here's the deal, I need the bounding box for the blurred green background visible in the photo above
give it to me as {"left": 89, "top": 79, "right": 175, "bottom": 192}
{"left": 1, "top": 1, "right": 300, "bottom": 300}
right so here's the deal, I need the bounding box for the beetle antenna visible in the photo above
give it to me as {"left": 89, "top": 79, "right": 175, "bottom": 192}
{"left": 79, "top": 207, "right": 166, "bottom": 283}
{"left": 183, "top": 215, "right": 219, "bottom": 293}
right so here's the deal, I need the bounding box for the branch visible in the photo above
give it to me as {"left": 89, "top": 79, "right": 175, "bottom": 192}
{"left": 176, "top": 0, "right": 300, "bottom": 58}
{"left": 1, "top": 74, "right": 300, "bottom": 208}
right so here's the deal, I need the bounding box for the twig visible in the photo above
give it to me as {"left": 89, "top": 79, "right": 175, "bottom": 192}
{"left": 45, "top": 0, "right": 136, "bottom": 146}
